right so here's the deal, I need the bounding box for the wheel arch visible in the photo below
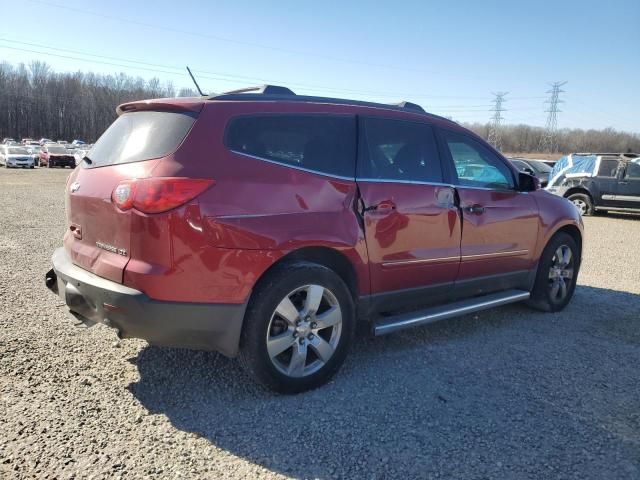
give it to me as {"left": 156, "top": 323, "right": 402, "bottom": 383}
{"left": 553, "top": 224, "right": 583, "bottom": 260}
{"left": 252, "top": 246, "right": 360, "bottom": 302}
{"left": 563, "top": 187, "right": 593, "bottom": 202}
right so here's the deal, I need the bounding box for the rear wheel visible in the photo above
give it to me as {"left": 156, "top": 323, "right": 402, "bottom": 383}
{"left": 528, "top": 232, "right": 580, "bottom": 312}
{"left": 239, "top": 262, "right": 355, "bottom": 394}
{"left": 567, "top": 193, "right": 593, "bottom": 216}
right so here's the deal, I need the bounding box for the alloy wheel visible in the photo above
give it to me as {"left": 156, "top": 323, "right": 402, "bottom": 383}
{"left": 548, "top": 245, "right": 574, "bottom": 302}
{"left": 571, "top": 199, "right": 587, "bottom": 215}
{"left": 266, "top": 284, "right": 342, "bottom": 378}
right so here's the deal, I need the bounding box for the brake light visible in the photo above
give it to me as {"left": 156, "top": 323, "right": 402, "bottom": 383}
{"left": 111, "top": 177, "right": 214, "bottom": 214}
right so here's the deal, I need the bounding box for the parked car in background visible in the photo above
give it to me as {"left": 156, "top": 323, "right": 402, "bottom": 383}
{"left": 546, "top": 153, "right": 640, "bottom": 215}
{"left": 509, "top": 158, "right": 552, "bottom": 187}
{"left": 39, "top": 144, "right": 76, "bottom": 168}
{"left": 71, "top": 140, "right": 86, "bottom": 146}
{"left": 39, "top": 138, "right": 53, "bottom": 146}
{"left": 0, "top": 145, "right": 36, "bottom": 168}
{"left": 2, "top": 138, "right": 16, "bottom": 144}
{"left": 46, "top": 86, "right": 584, "bottom": 393}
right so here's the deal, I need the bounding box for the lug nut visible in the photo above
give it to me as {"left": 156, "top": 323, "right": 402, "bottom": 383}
{"left": 311, "top": 322, "right": 317, "bottom": 328}
{"left": 308, "top": 334, "right": 314, "bottom": 340}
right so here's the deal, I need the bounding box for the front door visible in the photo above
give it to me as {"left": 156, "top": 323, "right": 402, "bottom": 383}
{"left": 595, "top": 157, "right": 622, "bottom": 207}
{"left": 437, "top": 128, "right": 539, "bottom": 297}
{"left": 357, "top": 116, "right": 461, "bottom": 311}
{"left": 615, "top": 161, "right": 640, "bottom": 209}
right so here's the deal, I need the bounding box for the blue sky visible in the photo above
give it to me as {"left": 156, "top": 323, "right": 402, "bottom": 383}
{"left": 1, "top": 0, "right": 638, "bottom": 132}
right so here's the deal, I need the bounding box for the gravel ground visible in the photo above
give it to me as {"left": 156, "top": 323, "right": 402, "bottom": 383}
{"left": 1, "top": 167, "right": 639, "bottom": 479}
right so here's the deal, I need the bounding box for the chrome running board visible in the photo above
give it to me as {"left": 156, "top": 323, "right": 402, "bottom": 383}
{"left": 374, "top": 289, "right": 530, "bottom": 336}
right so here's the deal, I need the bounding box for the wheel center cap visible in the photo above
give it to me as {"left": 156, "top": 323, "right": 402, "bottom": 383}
{"left": 296, "top": 322, "right": 311, "bottom": 337}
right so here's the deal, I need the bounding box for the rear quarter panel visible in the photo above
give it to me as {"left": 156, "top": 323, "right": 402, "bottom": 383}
{"left": 145, "top": 101, "right": 371, "bottom": 298}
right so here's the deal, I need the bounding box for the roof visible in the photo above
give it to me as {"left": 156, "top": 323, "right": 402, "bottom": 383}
{"left": 115, "top": 84, "right": 457, "bottom": 125}
{"left": 208, "top": 84, "right": 455, "bottom": 123}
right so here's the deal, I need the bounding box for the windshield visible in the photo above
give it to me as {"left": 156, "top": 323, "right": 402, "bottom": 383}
{"left": 8, "top": 147, "right": 30, "bottom": 154}
{"left": 86, "top": 111, "right": 196, "bottom": 168}
{"left": 527, "top": 160, "right": 552, "bottom": 173}
{"left": 47, "top": 146, "right": 67, "bottom": 154}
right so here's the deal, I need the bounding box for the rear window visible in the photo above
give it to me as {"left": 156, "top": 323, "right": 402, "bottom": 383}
{"left": 86, "top": 111, "right": 196, "bottom": 168}
{"left": 224, "top": 114, "right": 356, "bottom": 178}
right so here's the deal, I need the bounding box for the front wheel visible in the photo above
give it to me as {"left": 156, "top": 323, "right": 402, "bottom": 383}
{"left": 528, "top": 232, "right": 580, "bottom": 312}
{"left": 239, "top": 262, "right": 355, "bottom": 394}
{"left": 567, "top": 193, "right": 593, "bottom": 216}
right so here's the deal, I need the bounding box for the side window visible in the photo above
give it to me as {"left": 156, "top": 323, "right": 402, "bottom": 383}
{"left": 439, "top": 129, "right": 514, "bottom": 189}
{"left": 597, "top": 159, "right": 619, "bottom": 177}
{"left": 625, "top": 161, "right": 640, "bottom": 179}
{"left": 224, "top": 115, "right": 356, "bottom": 178}
{"left": 358, "top": 117, "right": 442, "bottom": 182}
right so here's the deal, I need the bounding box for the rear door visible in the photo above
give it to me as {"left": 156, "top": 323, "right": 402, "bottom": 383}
{"left": 437, "top": 128, "right": 539, "bottom": 296}
{"left": 65, "top": 110, "right": 197, "bottom": 283}
{"left": 356, "top": 117, "right": 461, "bottom": 311}
{"left": 615, "top": 161, "right": 640, "bottom": 208}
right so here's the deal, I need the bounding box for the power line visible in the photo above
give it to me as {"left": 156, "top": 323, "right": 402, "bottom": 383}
{"left": 0, "top": 39, "right": 493, "bottom": 101}
{"left": 23, "top": 0, "right": 486, "bottom": 80}
{"left": 538, "top": 81, "right": 567, "bottom": 153}
{"left": 487, "top": 92, "right": 508, "bottom": 150}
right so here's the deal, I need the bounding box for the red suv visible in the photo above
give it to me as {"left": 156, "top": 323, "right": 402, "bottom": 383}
{"left": 46, "top": 86, "right": 583, "bottom": 393}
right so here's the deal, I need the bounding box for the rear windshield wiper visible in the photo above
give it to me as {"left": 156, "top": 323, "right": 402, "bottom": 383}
{"left": 82, "top": 156, "right": 93, "bottom": 165}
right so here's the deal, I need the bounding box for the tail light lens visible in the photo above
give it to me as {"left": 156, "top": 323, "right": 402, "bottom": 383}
{"left": 111, "top": 177, "right": 214, "bottom": 214}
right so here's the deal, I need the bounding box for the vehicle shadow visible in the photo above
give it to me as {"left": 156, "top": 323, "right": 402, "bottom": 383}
{"left": 128, "top": 285, "right": 640, "bottom": 479}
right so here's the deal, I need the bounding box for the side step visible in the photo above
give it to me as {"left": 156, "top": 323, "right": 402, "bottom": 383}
{"left": 374, "top": 289, "right": 530, "bottom": 336}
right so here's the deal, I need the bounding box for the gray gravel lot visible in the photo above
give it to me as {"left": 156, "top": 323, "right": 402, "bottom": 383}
{"left": 1, "top": 167, "right": 639, "bottom": 479}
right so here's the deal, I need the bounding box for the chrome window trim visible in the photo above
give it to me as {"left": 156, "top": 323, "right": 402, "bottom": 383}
{"left": 356, "top": 177, "right": 453, "bottom": 188}
{"left": 229, "top": 150, "right": 355, "bottom": 181}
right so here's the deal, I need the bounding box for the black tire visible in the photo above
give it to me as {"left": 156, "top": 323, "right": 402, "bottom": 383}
{"left": 567, "top": 193, "right": 593, "bottom": 216}
{"left": 527, "top": 232, "right": 580, "bottom": 312}
{"left": 238, "top": 262, "right": 355, "bottom": 394}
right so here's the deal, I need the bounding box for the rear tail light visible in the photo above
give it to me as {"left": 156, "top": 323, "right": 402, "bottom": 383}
{"left": 111, "top": 177, "right": 214, "bottom": 214}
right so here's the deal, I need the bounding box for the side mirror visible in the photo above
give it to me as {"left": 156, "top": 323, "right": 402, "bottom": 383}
{"left": 518, "top": 172, "right": 539, "bottom": 192}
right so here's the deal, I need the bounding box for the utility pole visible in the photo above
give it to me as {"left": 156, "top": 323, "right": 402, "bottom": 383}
{"left": 538, "top": 81, "right": 567, "bottom": 153}
{"left": 487, "top": 92, "right": 508, "bottom": 151}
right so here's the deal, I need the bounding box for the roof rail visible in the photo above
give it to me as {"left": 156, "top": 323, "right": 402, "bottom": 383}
{"left": 390, "top": 101, "right": 426, "bottom": 113}
{"left": 222, "top": 85, "right": 296, "bottom": 96}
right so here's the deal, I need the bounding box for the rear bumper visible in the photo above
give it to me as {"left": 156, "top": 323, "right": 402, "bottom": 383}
{"left": 46, "top": 247, "right": 247, "bottom": 357}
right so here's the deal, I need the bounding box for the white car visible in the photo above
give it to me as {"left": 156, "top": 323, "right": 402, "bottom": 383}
{"left": 0, "top": 145, "right": 37, "bottom": 168}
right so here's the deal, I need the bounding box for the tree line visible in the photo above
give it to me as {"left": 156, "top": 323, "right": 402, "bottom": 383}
{"left": 462, "top": 123, "right": 640, "bottom": 154}
{"left": 0, "top": 61, "right": 638, "bottom": 153}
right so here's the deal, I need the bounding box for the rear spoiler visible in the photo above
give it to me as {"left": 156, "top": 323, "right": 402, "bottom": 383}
{"left": 116, "top": 97, "right": 205, "bottom": 116}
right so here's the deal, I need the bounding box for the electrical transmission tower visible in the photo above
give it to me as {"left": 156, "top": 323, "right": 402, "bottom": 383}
{"left": 538, "top": 81, "right": 567, "bottom": 153}
{"left": 487, "top": 92, "right": 508, "bottom": 150}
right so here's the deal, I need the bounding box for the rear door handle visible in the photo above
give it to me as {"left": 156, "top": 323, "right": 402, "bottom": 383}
{"left": 464, "top": 204, "right": 485, "bottom": 215}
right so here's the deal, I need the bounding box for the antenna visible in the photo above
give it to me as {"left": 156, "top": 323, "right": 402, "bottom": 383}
{"left": 186, "top": 66, "right": 206, "bottom": 96}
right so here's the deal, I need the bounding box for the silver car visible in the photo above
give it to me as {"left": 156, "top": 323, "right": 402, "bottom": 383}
{"left": 0, "top": 145, "right": 36, "bottom": 168}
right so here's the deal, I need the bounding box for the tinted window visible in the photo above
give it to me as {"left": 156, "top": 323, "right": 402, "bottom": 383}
{"left": 86, "top": 111, "right": 196, "bottom": 168}
{"left": 225, "top": 115, "right": 356, "bottom": 178}
{"left": 440, "top": 130, "right": 514, "bottom": 189}
{"left": 597, "top": 159, "right": 619, "bottom": 177}
{"left": 358, "top": 117, "right": 442, "bottom": 182}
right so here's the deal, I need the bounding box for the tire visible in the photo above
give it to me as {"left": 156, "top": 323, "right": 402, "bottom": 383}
{"left": 567, "top": 193, "right": 593, "bottom": 216}
{"left": 527, "top": 232, "right": 580, "bottom": 312}
{"left": 238, "top": 262, "right": 355, "bottom": 394}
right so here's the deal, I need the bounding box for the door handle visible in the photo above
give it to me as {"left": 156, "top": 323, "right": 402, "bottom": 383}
{"left": 464, "top": 204, "right": 485, "bottom": 215}
{"left": 365, "top": 200, "right": 397, "bottom": 212}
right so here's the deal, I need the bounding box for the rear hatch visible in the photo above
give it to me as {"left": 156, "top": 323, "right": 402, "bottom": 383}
{"left": 65, "top": 107, "right": 199, "bottom": 283}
